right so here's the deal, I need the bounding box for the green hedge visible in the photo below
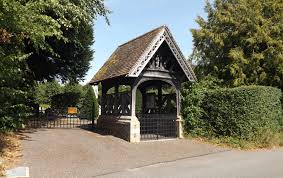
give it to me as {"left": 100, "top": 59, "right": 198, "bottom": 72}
{"left": 182, "top": 84, "right": 282, "bottom": 147}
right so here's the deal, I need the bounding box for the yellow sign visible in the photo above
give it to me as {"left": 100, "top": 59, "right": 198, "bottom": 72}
{"left": 68, "top": 107, "right": 77, "bottom": 114}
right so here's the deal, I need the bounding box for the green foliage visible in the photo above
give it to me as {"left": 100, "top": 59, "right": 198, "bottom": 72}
{"left": 203, "top": 86, "right": 282, "bottom": 140}
{"left": 80, "top": 85, "right": 99, "bottom": 119}
{"left": 0, "top": 0, "right": 109, "bottom": 81}
{"left": 23, "top": 0, "right": 110, "bottom": 82}
{"left": 35, "top": 81, "right": 62, "bottom": 106}
{"left": 0, "top": 53, "right": 34, "bottom": 131}
{"left": 191, "top": 0, "right": 283, "bottom": 89}
{"left": 280, "top": 131, "right": 283, "bottom": 146}
{"left": 35, "top": 81, "right": 99, "bottom": 117}
{"left": 63, "top": 83, "right": 83, "bottom": 94}
{"left": 0, "top": 0, "right": 109, "bottom": 131}
{"left": 51, "top": 92, "right": 81, "bottom": 108}
{"left": 50, "top": 82, "right": 83, "bottom": 108}
{"left": 182, "top": 84, "right": 283, "bottom": 148}
{"left": 182, "top": 76, "right": 222, "bottom": 136}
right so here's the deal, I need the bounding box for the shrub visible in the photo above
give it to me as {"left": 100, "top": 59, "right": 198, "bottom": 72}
{"left": 182, "top": 84, "right": 283, "bottom": 148}
{"left": 0, "top": 57, "right": 34, "bottom": 131}
{"left": 80, "top": 85, "right": 99, "bottom": 119}
{"left": 181, "top": 76, "right": 222, "bottom": 137}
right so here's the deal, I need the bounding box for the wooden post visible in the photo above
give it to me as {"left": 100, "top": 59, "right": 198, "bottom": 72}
{"left": 141, "top": 89, "right": 147, "bottom": 114}
{"left": 101, "top": 83, "right": 107, "bottom": 115}
{"left": 131, "top": 85, "right": 136, "bottom": 116}
{"left": 158, "top": 85, "right": 162, "bottom": 113}
{"left": 115, "top": 85, "right": 119, "bottom": 93}
{"left": 176, "top": 82, "right": 181, "bottom": 116}
{"left": 114, "top": 85, "right": 119, "bottom": 114}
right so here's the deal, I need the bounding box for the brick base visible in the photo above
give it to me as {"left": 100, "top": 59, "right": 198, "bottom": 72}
{"left": 97, "top": 115, "right": 140, "bottom": 142}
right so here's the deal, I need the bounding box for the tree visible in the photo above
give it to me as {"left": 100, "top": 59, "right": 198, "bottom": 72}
{"left": 0, "top": 53, "right": 34, "bottom": 130}
{"left": 27, "top": 14, "right": 96, "bottom": 82}
{"left": 0, "top": 0, "right": 109, "bottom": 131}
{"left": 191, "top": 0, "right": 283, "bottom": 88}
{"left": 63, "top": 83, "right": 83, "bottom": 94}
{"left": 50, "top": 82, "right": 83, "bottom": 108}
{"left": 23, "top": 0, "right": 110, "bottom": 82}
{"left": 35, "top": 81, "right": 62, "bottom": 107}
{"left": 80, "top": 85, "right": 99, "bottom": 119}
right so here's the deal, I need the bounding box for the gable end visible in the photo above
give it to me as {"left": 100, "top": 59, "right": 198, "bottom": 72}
{"left": 127, "top": 27, "right": 196, "bottom": 81}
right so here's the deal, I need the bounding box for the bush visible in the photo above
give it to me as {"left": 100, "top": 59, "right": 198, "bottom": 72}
{"left": 182, "top": 84, "right": 283, "bottom": 148}
{"left": 0, "top": 57, "right": 34, "bottom": 132}
{"left": 80, "top": 85, "right": 99, "bottom": 119}
{"left": 182, "top": 76, "right": 222, "bottom": 137}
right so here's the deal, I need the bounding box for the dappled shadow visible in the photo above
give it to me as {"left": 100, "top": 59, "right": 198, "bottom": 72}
{"left": 20, "top": 123, "right": 112, "bottom": 139}
{"left": 80, "top": 123, "right": 114, "bottom": 136}
{"left": 16, "top": 128, "right": 50, "bottom": 141}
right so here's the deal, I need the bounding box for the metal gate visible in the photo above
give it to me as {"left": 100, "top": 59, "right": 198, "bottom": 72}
{"left": 137, "top": 114, "right": 177, "bottom": 140}
{"left": 27, "top": 108, "right": 94, "bottom": 129}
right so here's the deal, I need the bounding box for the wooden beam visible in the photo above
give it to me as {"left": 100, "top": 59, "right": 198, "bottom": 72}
{"left": 158, "top": 86, "right": 162, "bottom": 113}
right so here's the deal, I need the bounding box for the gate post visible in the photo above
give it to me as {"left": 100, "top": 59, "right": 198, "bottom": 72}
{"left": 176, "top": 86, "right": 184, "bottom": 138}
{"left": 176, "top": 115, "right": 184, "bottom": 138}
{"left": 129, "top": 84, "right": 140, "bottom": 142}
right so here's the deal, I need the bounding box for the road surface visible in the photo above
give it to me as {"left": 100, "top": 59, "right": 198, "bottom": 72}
{"left": 99, "top": 148, "right": 283, "bottom": 178}
{"left": 18, "top": 129, "right": 282, "bottom": 178}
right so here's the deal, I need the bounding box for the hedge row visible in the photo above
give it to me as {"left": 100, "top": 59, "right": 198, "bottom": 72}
{"left": 182, "top": 84, "right": 282, "bottom": 146}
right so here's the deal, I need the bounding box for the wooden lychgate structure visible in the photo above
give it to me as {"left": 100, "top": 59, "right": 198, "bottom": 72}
{"left": 89, "top": 26, "right": 196, "bottom": 142}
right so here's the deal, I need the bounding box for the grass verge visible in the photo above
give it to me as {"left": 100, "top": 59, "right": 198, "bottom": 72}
{"left": 0, "top": 132, "right": 21, "bottom": 177}
{"left": 279, "top": 130, "right": 283, "bottom": 147}
{"left": 185, "top": 131, "right": 283, "bottom": 150}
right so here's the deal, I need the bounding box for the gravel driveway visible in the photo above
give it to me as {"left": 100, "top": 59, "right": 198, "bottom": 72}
{"left": 18, "top": 128, "right": 226, "bottom": 178}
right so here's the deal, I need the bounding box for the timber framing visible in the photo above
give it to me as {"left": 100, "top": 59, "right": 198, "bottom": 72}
{"left": 90, "top": 25, "right": 196, "bottom": 142}
{"left": 128, "top": 26, "right": 196, "bottom": 81}
{"left": 90, "top": 25, "right": 196, "bottom": 85}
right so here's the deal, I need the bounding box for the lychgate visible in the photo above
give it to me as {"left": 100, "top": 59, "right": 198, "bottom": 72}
{"left": 89, "top": 25, "right": 196, "bottom": 142}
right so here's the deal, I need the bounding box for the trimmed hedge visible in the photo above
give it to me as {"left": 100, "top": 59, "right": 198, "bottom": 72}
{"left": 182, "top": 84, "right": 283, "bottom": 147}
{"left": 203, "top": 86, "right": 282, "bottom": 140}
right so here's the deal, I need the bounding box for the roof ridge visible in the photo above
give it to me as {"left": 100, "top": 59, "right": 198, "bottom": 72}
{"left": 118, "top": 25, "right": 166, "bottom": 47}
{"left": 163, "top": 27, "right": 197, "bottom": 81}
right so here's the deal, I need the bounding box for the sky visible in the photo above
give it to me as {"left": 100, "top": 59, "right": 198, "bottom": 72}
{"left": 82, "top": 0, "right": 207, "bottom": 84}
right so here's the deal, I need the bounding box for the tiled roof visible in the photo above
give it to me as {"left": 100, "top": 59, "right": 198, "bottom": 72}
{"left": 90, "top": 26, "right": 164, "bottom": 83}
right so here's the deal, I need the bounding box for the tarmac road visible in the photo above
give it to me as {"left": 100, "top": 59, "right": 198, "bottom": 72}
{"left": 18, "top": 129, "right": 283, "bottom": 178}
{"left": 18, "top": 129, "right": 225, "bottom": 178}
{"left": 99, "top": 148, "right": 283, "bottom": 178}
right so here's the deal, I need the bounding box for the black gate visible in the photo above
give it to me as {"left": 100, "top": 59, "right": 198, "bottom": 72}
{"left": 137, "top": 114, "right": 177, "bottom": 140}
{"left": 27, "top": 108, "right": 94, "bottom": 129}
